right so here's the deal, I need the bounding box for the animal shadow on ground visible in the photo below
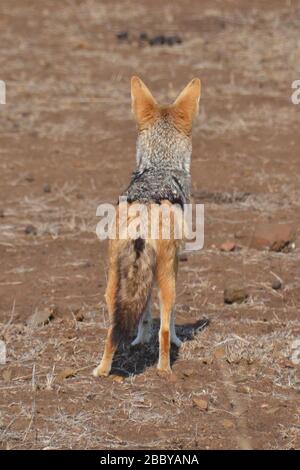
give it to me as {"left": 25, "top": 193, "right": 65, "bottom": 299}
{"left": 111, "top": 318, "right": 210, "bottom": 376}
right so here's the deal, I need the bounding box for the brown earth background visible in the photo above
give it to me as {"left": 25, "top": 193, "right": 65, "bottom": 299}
{"left": 0, "top": 0, "right": 300, "bottom": 450}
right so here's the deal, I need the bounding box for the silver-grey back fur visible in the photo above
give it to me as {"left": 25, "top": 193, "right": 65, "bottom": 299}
{"left": 122, "top": 117, "right": 192, "bottom": 208}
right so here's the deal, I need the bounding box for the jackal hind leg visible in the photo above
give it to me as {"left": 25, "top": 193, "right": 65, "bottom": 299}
{"left": 93, "top": 265, "right": 118, "bottom": 377}
{"left": 156, "top": 258, "right": 176, "bottom": 374}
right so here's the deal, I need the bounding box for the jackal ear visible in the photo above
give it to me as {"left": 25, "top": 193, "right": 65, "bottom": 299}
{"left": 172, "top": 78, "right": 201, "bottom": 134}
{"left": 131, "top": 76, "right": 158, "bottom": 128}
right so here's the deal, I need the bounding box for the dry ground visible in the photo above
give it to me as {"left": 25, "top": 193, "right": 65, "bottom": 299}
{"left": 0, "top": 0, "right": 300, "bottom": 450}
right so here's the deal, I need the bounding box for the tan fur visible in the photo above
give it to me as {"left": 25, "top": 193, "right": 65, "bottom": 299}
{"left": 131, "top": 76, "right": 201, "bottom": 135}
{"left": 131, "top": 76, "right": 159, "bottom": 130}
{"left": 170, "top": 78, "right": 201, "bottom": 135}
{"left": 93, "top": 78, "right": 200, "bottom": 378}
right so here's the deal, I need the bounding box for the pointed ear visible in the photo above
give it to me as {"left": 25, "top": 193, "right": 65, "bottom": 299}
{"left": 131, "top": 76, "right": 158, "bottom": 129}
{"left": 172, "top": 78, "right": 201, "bottom": 134}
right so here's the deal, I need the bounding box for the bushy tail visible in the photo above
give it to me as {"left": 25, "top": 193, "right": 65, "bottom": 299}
{"left": 112, "top": 237, "right": 156, "bottom": 345}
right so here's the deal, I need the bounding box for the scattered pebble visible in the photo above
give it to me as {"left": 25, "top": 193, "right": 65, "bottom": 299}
{"left": 24, "top": 174, "right": 35, "bottom": 183}
{"left": 58, "top": 367, "right": 77, "bottom": 381}
{"left": 116, "top": 31, "right": 128, "bottom": 41}
{"left": 182, "top": 368, "right": 194, "bottom": 378}
{"left": 193, "top": 397, "right": 209, "bottom": 411}
{"left": 74, "top": 309, "right": 85, "bottom": 322}
{"left": 251, "top": 223, "right": 295, "bottom": 252}
{"left": 43, "top": 183, "right": 51, "bottom": 193}
{"left": 220, "top": 241, "right": 236, "bottom": 252}
{"left": 224, "top": 285, "right": 249, "bottom": 304}
{"left": 24, "top": 224, "right": 37, "bottom": 235}
{"left": 139, "top": 32, "right": 148, "bottom": 41}
{"left": 74, "top": 41, "right": 92, "bottom": 50}
{"left": 272, "top": 279, "right": 282, "bottom": 290}
{"left": 222, "top": 419, "right": 235, "bottom": 429}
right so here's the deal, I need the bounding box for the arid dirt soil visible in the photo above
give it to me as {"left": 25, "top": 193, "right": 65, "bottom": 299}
{"left": 0, "top": 0, "right": 300, "bottom": 450}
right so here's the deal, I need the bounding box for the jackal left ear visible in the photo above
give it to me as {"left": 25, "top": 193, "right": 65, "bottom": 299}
{"left": 131, "top": 76, "right": 158, "bottom": 129}
{"left": 172, "top": 78, "right": 201, "bottom": 134}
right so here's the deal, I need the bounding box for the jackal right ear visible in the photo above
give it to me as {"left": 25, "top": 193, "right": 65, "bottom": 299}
{"left": 131, "top": 76, "right": 158, "bottom": 129}
{"left": 172, "top": 78, "right": 201, "bottom": 135}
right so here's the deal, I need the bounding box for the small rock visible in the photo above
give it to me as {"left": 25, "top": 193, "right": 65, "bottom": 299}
{"left": 179, "top": 253, "right": 188, "bottom": 262}
{"left": 26, "top": 306, "right": 57, "bottom": 327}
{"left": 182, "top": 368, "right": 194, "bottom": 378}
{"left": 58, "top": 367, "right": 76, "bottom": 381}
{"left": 139, "top": 32, "right": 148, "bottom": 41}
{"left": 43, "top": 183, "right": 51, "bottom": 193}
{"left": 250, "top": 223, "right": 295, "bottom": 252}
{"left": 193, "top": 397, "right": 208, "bottom": 411}
{"left": 116, "top": 31, "right": 128, "bottom": 41}
{"left": 220, "top": 241, "right": 236, "bottom": 252}
{"left": 24, "top": 174, "right": 35, "bottom": 183}
{"left": 224, "top": 285, "right": 249, "bottom": 304}
{"left": 0, "top": 208, "right": 4, "bottom": 217}
{"left": 74, "top": 309, "right": 85, "bottom": 322}
{"left": 74, "top": 41, "right": 92, "bottom": 50}
{"left": 222, "top": 419, "right": 235, "bottom": 429}
{"left": 149, "top": 35, "right": 166, "bottom": 46}
{"left": 24, "top": 224, "right": 37, "bottom": 235}
{"left": 166, "top": 35, "right": 182, "bottom": 46}
{"left": 272, "top": 279, "right": 282, "bottom": 290}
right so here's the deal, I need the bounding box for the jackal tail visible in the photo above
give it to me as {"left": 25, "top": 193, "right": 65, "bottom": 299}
{"left": 111, "top": 237, "right": 156, "bottom": 345}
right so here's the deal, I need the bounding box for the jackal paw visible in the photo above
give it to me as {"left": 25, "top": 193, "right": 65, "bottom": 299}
{"left": 131, "top": 330, "right": 152, "bottom": 346}
{"left": 157, "top": 364, "right": 172, "bottom": 375}
{"left": 92, "top": 365, "right": 110, "bottom": 377}
{"left": 131, "top": 336, "right": 150, "bottom": 346}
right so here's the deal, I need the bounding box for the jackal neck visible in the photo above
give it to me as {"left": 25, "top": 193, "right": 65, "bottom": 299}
{"left": 136, "top": 119, "right": 192, "bottom": 174}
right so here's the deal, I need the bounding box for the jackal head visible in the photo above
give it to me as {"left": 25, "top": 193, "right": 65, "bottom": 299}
{"left": 131, "top": 76, "right": 201, "bottom": 171}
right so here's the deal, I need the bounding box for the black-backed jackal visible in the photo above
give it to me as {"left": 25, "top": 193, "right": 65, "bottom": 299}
{"left": 93, "top": 76, "right": 201, "bottom": 377}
